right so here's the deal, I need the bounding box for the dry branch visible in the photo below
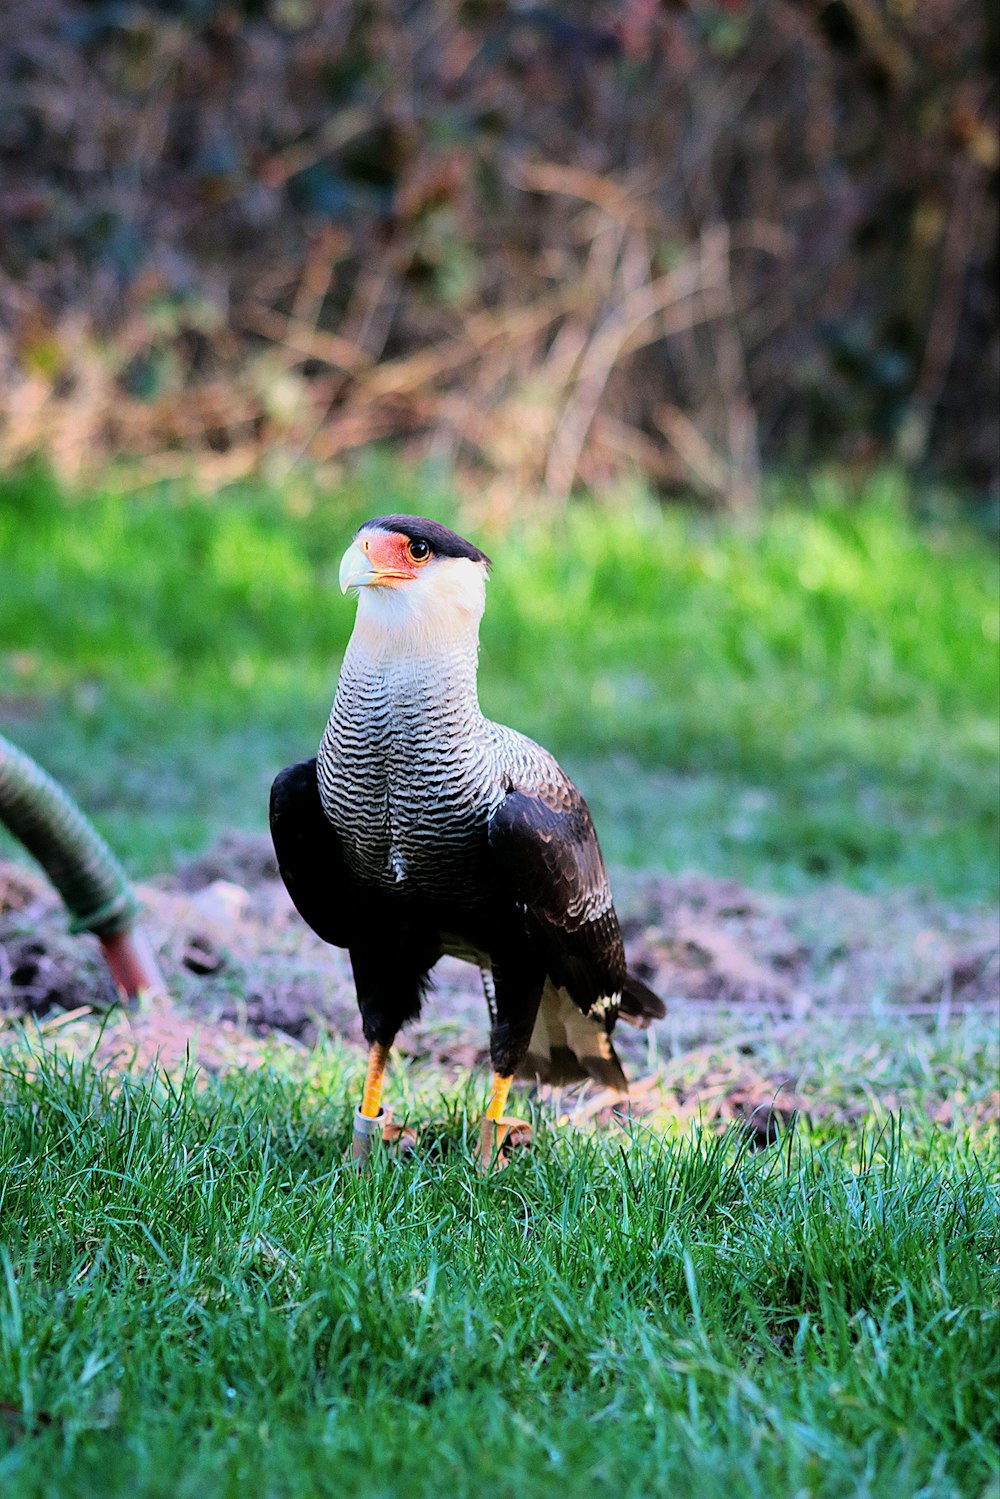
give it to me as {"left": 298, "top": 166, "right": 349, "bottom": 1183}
{"left": 0, "top": 0, "right": 994, "bottom": 494}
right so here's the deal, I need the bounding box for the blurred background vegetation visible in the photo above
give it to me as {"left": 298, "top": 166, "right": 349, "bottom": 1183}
{"left": 1, "top": 0, "right": 996, "bottom": 500}
{"left": 0, "top": 0, "right": 997, "bottom": 900}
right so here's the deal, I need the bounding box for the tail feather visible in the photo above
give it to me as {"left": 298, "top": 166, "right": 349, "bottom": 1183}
{"left": 618, "top": 971, "right": 666, "bottom": 1029}
{"left": 519, "top": 982, "right": 629, "bottom": 1094}
{"left": 516, "top": 974, "right": 665, "bottom": 1095}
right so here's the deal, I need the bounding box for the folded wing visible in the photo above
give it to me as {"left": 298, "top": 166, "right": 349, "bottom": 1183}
{"left": 487, "top": 785, "right": 664, "bottom": 1051}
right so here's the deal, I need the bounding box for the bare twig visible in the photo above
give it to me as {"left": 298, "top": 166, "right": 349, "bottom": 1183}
{"left": 654, "top": 405, "right": 734, "bottom": 498}
{"left": 543, "top": 255, "right": 729, "bottom": 500}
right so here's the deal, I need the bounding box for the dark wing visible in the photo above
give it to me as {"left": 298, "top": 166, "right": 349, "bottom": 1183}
{"left": 620, "top": 970, "right": 665, "bottom": 1028}
{"left": 487, "top": 787, "right": 628, "bottom": 1021}
{"left": 269, "top": 759, "right": 354, "bottom": 948}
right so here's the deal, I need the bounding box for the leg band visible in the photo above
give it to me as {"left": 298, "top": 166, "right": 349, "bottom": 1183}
{"left": 352, "top": 1105, "right": 385, "bottom": 1168}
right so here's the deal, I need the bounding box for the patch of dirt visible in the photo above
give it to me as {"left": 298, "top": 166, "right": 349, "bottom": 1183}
{"left": 616, "top": 869, "right": 1000, "bottom": 1018}
{"left": 1, "top": 838, "right": 997, "bottom": 1128}
{"left": 170, "top": 831, "right": 280, "bottom": 892}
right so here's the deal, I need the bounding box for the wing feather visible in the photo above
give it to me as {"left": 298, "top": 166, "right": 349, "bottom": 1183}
{"left": 269, "top": 759, "right": 353, "bottom": 948}
{"left": 487, "top": 786, "right": 626, "bottom": 1019}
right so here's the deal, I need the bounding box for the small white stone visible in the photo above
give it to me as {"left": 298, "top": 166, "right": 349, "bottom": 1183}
{"left": 192, "top": 879, "right": 250, "bottom": 925}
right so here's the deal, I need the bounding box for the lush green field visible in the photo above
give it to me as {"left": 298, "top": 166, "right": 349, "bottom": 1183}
{"left": 0, "top": 1039, "right": 996, "bottom": 1499}
{"left": 1, "top": 463, "right": 998, "bottom": 1497}
{"left": 1, "top": 462, "right": 997, "bottom": 897}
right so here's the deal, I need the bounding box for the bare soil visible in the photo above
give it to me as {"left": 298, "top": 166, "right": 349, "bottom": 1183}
{"left": 2, "top": 837, "right": 996, "bottom": 1136}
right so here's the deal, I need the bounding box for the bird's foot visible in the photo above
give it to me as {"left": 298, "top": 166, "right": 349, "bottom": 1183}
{"left": 350, "top": 1109, "right": 419, "bottom": 1171}
{"left": 476, "top": 1115, "right": 532, "bottom": 1173}
{"left": 381, "top": 1119, "right": 419, "bottom": 1157}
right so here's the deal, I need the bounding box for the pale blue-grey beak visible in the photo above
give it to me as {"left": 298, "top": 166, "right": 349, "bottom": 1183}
{"left": 339, "top": 542, "right": 379, "bottom": 594}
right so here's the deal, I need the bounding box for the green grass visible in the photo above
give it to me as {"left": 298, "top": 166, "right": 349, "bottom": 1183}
{"left": 0, "top": 1040, "right": 996, "bottom": 1499}
{"left": 1, "top": 460, "right": 997, "bottom": 896}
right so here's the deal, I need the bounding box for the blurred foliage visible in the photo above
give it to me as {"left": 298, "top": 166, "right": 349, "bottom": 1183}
{"left": 0, "top": 0, "right": 996, "bottom": 499}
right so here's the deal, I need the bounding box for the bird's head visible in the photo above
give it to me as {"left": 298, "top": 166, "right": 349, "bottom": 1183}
{"left": 339, "top": 515, "right": 491, "bottom": 643}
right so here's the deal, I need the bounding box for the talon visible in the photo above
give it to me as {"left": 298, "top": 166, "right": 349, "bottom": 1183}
{"left": 504, "top": 1117, "right": 533, "bottom": 1151}
{"left": 381, "top": 1120, "right": 418, "bottom": 1157}
{"left": 477, "top": 1114, "right": 532, "bottom": 1172}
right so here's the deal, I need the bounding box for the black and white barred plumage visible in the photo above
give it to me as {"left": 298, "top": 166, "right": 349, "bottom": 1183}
{"left": 270, "top": 515, "right": 663, "bottom": 1090}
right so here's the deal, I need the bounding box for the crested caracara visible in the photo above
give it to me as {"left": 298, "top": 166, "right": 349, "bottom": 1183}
{"left": 269, "top": 516, "right": 664, "bottom": 1167}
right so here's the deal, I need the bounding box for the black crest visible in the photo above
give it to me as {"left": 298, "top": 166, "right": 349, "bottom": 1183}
{"left": 359, "top": 514, "right": 491, "bottom": 569}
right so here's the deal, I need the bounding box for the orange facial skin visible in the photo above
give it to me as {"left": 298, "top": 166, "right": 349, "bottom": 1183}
{"left": 357, "top": 529, "right": 430, "bottom": 586}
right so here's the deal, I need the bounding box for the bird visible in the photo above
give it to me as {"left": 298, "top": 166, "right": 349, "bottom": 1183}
{"left": 269, "top": 515, "right": 664, "bottom": 1168}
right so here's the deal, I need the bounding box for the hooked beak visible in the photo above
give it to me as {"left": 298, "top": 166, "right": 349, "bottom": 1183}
{"left": 339, "top": 542, "right": 379, "bottom": 594}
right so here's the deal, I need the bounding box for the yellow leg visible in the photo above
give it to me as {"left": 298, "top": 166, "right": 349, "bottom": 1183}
{"left": 485, "top": 1072, "right": 512, "bottom": 1122}
{"left": 361, "top": 1041, "right": 390, "bottom": 1118}
{"left": 478, "top": 1072, "right": 516, "bottom": 1170}
{"left": 352, "top": 1041, "right": 390, "bottom": 1169}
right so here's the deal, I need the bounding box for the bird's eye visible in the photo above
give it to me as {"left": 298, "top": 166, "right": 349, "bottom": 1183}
{"left": 407, "top": 539, "right": 431, "bottom": 563}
